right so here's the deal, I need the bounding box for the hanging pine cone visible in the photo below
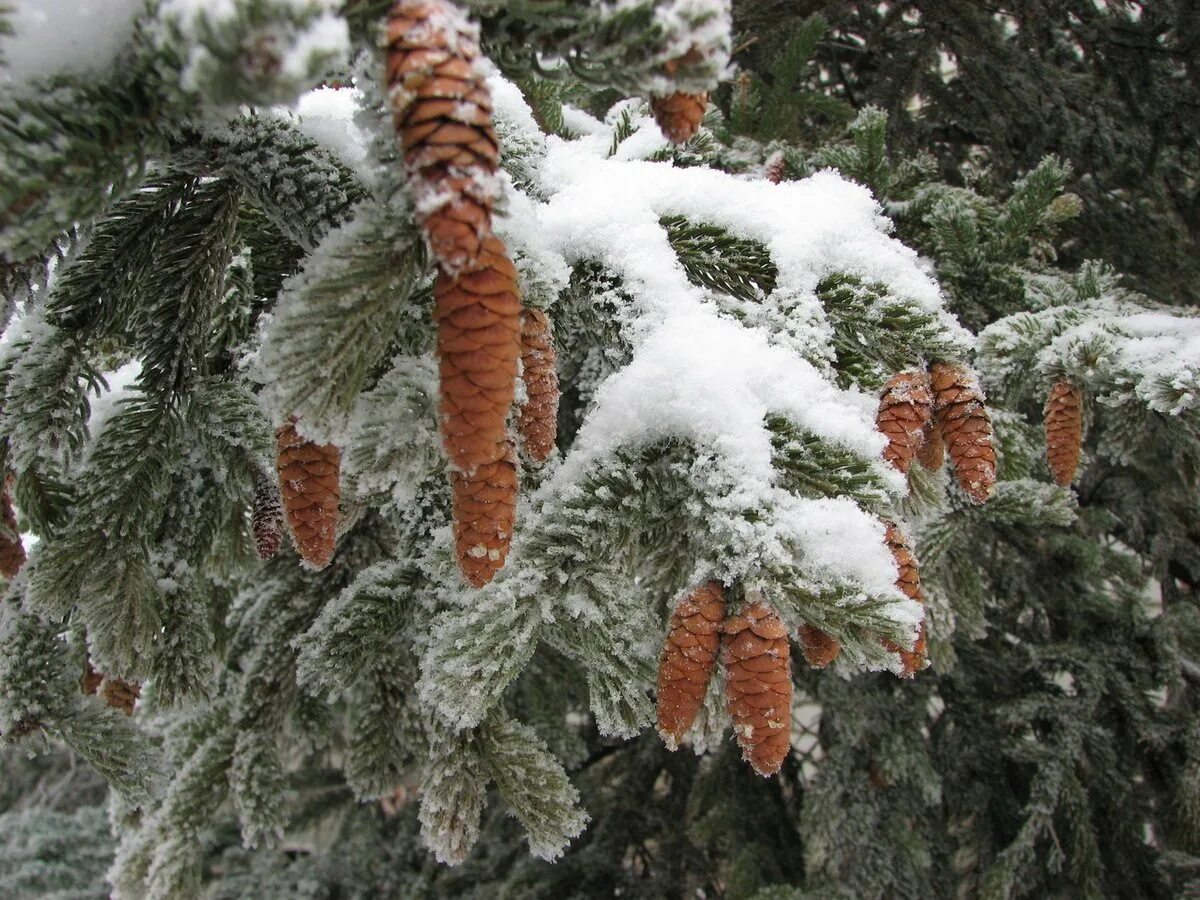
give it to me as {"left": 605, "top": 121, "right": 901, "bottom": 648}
{"left": 386, "top": 0, "right": 499, "bottom": 272}
{"left": 930, "top": 362, "right": 996, "bottom": 503}
{"left": 724, "top": 600, "right": 792, "bottom": 777}
{"left": 80, "top": 659, "right": 103, "bottom": 695}
{"left": 518, "top": 308, "right": 559, "bottom": 463}
{"left": 100, "top": 676, "right": 140, "bottom": 716}
{"left": 0, "top": 479, "right": 25, "bottom": 578}
{"left": 657, "top": 581, "right": 726, "bottom": 749}
{"left": 651, "top": 92, "right": 708, "bottom": 144}
{"left": 252, "top": 473, "right": 284, "bottom": 561}
{"left": 434, "top": 238, "right": 523, "bottom": 472}
{"left": 877, "top": 371, "right": 934, "bottom": 475}
{"left": 799, "top": 624, "right": 840, "bottom": 669}
{"left": 451, "top": 442, "right": 517, "bottom": 587}
{"left": 276, "top": 422, "right": 340, "bottom": 570}
{"left": 1044, "top": 381, "right": 1084, "bottom": 487}
{"left": 917, "top": 419, "right": 945, "bottom": 472}
{"left": 883, "top": 522, "right": 927, "bottom": 677}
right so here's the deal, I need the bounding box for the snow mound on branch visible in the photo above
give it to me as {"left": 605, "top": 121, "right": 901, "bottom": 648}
{"left": 0, "top": 0, "right": 142, "bottom": 91}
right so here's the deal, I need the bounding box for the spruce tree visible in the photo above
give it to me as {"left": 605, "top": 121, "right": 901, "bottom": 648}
{"left": 1, "top": 3, "right": 1198, "bottom": 899}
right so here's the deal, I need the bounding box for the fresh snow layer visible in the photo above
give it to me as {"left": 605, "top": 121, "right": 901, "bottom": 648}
{"left": 0, "top": 0, "right": 142, "bottom": 91}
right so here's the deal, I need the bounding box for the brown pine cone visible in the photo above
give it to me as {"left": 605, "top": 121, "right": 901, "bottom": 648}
{"left": 930, "top": 362, "right": 996, "bottom": 503}
{"left": 657, "top": 581, "right": 726, "bottom": 748}
{"left": 100, "top": 676, "right": 140, "bottom": 716}
{"left": 764, "top": 151, "right": 786, "bottom": 185}
{"left": 518, "top": 308, "right": 559, "bottom": 463}
{"left": 435, "top": 235, "right": 523, "bottom": 472}
{"left": 252, "top": 474, "right": 284, "bottom": 561}
{"left": 0, "top": 481, "right": 24, "bottom": 578}
{"left": 386, "top": 0, "right": 499, "bottom": 272}
{"left": 917, "top": 419, "right": 944, "bottom": 471}
{"left": 651, "top": 92, "right": 708, "bottom": 144}
{"left": 452, "top": 443, "right": 517, "bottom": 587}
{"left": 276, "top": 422, "right": 340, "bottom": 570}
{"left": 1044, "top": 381, "right": 1083, "bottom": 487}
{"left": 724, "top": 600, "right": 792, "bottom": 777}
{"left": 883, "top": 522, "right": 927, "bottom": 678}
{"left": 799, "top": 624, "right": 841, "bottom": 669}
{"left": 877, "top": 371, "right": 934, "bottom": 475}
{"left": 81, "top": 660, "right": 104, "bottom": 696}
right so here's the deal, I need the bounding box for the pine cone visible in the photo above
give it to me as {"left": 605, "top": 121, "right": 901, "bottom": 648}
{"left": 0, "top": 481, "right": 25, "bottom": 578}
{"left": 884, "top": 522, "right": 927, "bottom": 677}
{"left": 657, "top": 581, "right": 726, "bottom": 748}
{"left": 651, "top": 92, "right": 708, "bottom": 144}
{"left": 877, "top": 371, "right": 934, "bottom": 475}
{"left": 435, "top": 236, "right": 523, "bottom": 472}
{"left": 386, "top": 0, "right": 499, "bottom": 272}
{"left": 917, "top": 419, "right": 944, "bottom": 471}
{"left": 452, "top": 443, "right": 516, "bottom": 587}
{"left": 930, "top": 362, "right": 996, "bottom": 503}
{"left": 518, "top": 308, "right": 559, "bottom": 463}
{"left": 252, "top": 474, "right": 284, "bottom": 561}
{"left": 799, "top": 624, "right": 840, "bottom": 668}
{"left": 80, "top": 660, "right": 103, "bottom": 696}
{"left": 276, "top": 422, "right": 340, "bottom": 570}
{"left": 764, "top": 151, "right": 786, "bottom": 185}
{"left": 1044, "top": 381, "right": 1083, "bottom": 487}
{"left": 100, "top": 676, "right": 140, "bottom": 716}
{"left": 724, "top": 600, "right": 792, "bottom": 777}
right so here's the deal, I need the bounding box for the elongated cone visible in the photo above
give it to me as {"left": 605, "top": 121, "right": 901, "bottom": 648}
{"left": 882, "top": 523, "right": 927, "bottom": 677}
{"left": 82, "top": 660, "right": 139, "bottom": 716}
{"left": 799, "top": 624, "right": 841, "bottom": 668}
{"left": 657, "top": 581, "right": 726, "bottom": 748}
{"left": 764, "top": 151, "right": 786, "bottom": 185}
{"left": 435, "top": 239, "right": 523, "bottom": 471}
{"left": 386, "top": 0, "right": 499, "bottom": 272}
{"left": 518, "top": 308, "right": 559, "bottom": 463}
{"left": 930, "top": 362, "right": 996, "bottom": 503}
{"left": 0, "top": 481, "right": 25, "bottom": 578}
{"left": 651, "top": 92, "right": 708, "bottom": 144}
{"left": 724, "top": 600, "right": 792, "bottom": 776}
{"left": 276, "top": 422, "right": 340, "bottom": 570}
{"left": 1044, "top": 381, "right": 1083, "bottom": 486}
{"left": 451, "top": 443, "right": 516, "bottom": 587}
{"left": 252, "top": 473, "right": 284, "bottom": 561}
{"left": 918, "top": 419, "right": 944, "bottom": 471}
{"left": 877, "top": 371, "right": 934, "bottom": 474}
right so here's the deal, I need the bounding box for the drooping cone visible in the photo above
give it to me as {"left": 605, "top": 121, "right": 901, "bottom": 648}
{"left": 799, "top": 624, "right": 841, "bottom": 669}
{"left": 877, "top": 371, "right": 934, "bottom": 474}
{"left": 657, "top": 581, "right": 726, "bottom": 749}
{"left": 276, "top": 422, "right": 340, "bottom": 570}
{"left": 651, "top": 92, "right": 708, "bottom": 144}
{"left": 917, "top": 419, "right": 944, "bottom": 471}
{"left": 451, "top": 443, "right": 517, "bottom": 587}
{"left": 0, "top": 480, "right": 25, "bottom": 578}
{"left": 386, "top": 0, "right": 499, "bottom": 272}
{"left": 723, "top": 600, "right": 792, "bottom": 777}
{"left": 883, "top": 522, "right": 927, "bottom": 677}
{"left": 252, "top": 473, "right": 284, "bottom": 561}
{"left": 434, "top": 240, "right": 523, "bottom": 471}
{"left": 82, "top": 660, "right": 139, "bottom": 716}
{"left": 518, "top": 308, "right": 559, "bottom": 463}
{"left": 930, "top": 362, "right": 996, "bottom": 503}
{"left": 1044, "top": 381, "right": 1084, "bottom": 486}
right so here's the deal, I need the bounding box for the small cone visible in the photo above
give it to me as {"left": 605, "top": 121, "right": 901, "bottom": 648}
{"left": 435, "top": 236, "right": 523, "bottom": 472}
{"left": 518, "top": 308, "right": 559, "bottom": 463}
{"left": 1044, "top": 381, "right": 1083, "bottom": 487}
{"left": 451, "top": 443, "right": 517, "bottom": 587}
{"left": 882, "top": 522, "right": 927, "bottom": 677}
{"left": 82, "top": 660, "right": 139, "bottom": 716}
{"left": 799, "top": 624, "right": 840, "bottom": 668}
{"left": 252, "top": 474, "right": 284, "bottom": 561}
{"left": 276, "top": 422, "right": 340, "bottom": 570}
{"left": 651, "top": 92, "right": 708, "bottom": 144}
{"left": 917, "top": 419, "right": 944, "bottom": 471}
{"left": 723, "top": 600, "right": 792, "bottom": 776}
{"left": 0, "top": 481, "right": 25, "bottom": 578}
{"left": 657, "top": 581, "right": 726, "bottom": 748}
{"left": 877, "top": 371, "right": 934, "bottom": 474}
{"left": 930, "top": 362, "right": 996, "bottom": 503}
{"left": 764, "top": 151, "right": 786, "bottom": 185}
{"left": 386, "top": 0, "right": 500, "bottom": 272}
{"left": 80, "top": 660, "right": 103, "bottom": 696}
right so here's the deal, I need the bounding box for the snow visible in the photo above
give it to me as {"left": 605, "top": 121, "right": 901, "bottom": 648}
{"left": 89, "top": 360, "right": 143, "bottom": 438}
{"left": 274, "top": 85, "right": 373, "bottom": 182}
{"left": 0, "top": 0, "right": 142, "bottom": 92}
